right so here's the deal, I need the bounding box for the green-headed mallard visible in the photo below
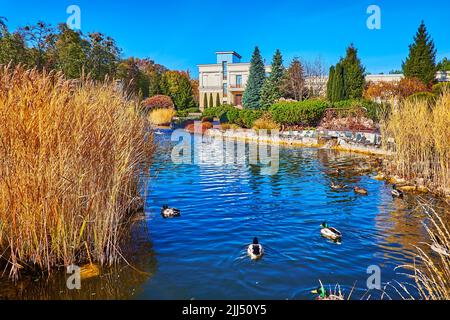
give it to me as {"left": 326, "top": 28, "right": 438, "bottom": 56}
{"left": 320, "top": 222, "right": 342, "bottom": 241}
{"left": 391, "top": 184, "right": 404, "bottom": 198}
{"left": 354, "top": 186, "right": 368, "bottom": 195}
{"left": 247, "top": 237, "right": 264, "bottom": 260}
{"left": 161, "top": 205, "right": 181, "bottom": 218}
{"left": 311, "top": 286, "right": 344, "bottom": 301}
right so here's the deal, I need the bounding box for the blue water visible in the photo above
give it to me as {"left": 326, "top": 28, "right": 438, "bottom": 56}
{"left": 135, "top": 130, "right": 442, "bottom": 300}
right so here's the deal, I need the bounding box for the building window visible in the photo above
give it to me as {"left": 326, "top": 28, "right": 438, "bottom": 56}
{"left": 236, "top": 75, "right": 242, "bottom": 88}
{"left": 222, "top": 62, "right": 228, "bottom": 80}
{"left": 223, "top": 83, "right": 228, "bottom": 97}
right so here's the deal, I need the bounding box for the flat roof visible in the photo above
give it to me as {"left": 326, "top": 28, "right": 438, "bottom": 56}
{"left": 215, "top": 51, "right": 242, "bottom": 59}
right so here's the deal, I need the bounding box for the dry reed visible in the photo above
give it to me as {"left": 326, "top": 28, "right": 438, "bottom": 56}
{"left": 382, "top": 91, "right": 450, "bottom": 195}
{"left": 0, "top": 65, "right": 154, "bottom": 278}
{"left": 399, "top": 201, "right": 450, "bottom": 300}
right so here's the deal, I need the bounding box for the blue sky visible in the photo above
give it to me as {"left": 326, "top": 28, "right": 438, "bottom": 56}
{"left": 1, "top": 0, "right": 449, "bottom": 77}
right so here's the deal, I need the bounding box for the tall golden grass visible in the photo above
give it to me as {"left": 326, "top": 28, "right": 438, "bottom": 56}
{"left": 0, "top": 65, "right": 154, "bottom": 278}
{"left": 382, "top": 91, "right": 450, "bottom": 195}
{"left": 399, "top": 201, "right": 450, "bottom": 300}
{"left": 148, "top": 108, "right": 176, "bottom": 126}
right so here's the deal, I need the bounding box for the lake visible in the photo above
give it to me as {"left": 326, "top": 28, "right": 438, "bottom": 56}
{"left": 1, "top": 129, "right": 447, "bottom": 300}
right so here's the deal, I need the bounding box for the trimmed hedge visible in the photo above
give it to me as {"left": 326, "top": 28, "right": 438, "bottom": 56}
{"left": 269, "top": 100, "right": 328, "bottom": 126}
{"left": 177, "top": 107, "right": 201, "bottom": 118}
{"left": 202, "top": 105, "right": 235, "bottom": 118}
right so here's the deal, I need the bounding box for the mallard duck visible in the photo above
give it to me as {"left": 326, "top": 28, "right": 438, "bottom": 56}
{"left": 161, "top": 205, "right": 180, "bottom": 218}
{"left": 391, "top": 184, "right": 404, "bottom": 198}
{"left": 320, "top": 222, "right": 342, "bottom": 241}
{"left": 354, "top": 186, "right": 368, "bottom": 195}
{"left": 311, "top": 286, "right": 344, "bottom": 300}
{"left": 247, "top": 237, "right": 264, "bottom": 260}
{"left": 431, "top": 236, "right": 450, "bottom": 257}
{"left": 331, "top": 181, "right": 347, "bottom": 190}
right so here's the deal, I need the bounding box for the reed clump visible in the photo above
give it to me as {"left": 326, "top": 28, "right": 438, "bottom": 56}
{"left": 382, "top": 90, "right": 450, "bottom": 196}
{"left": 400, "top": 201, "right": 450, "bottom": 300}
{"left": 0, "top": 65, "right": 154, "bottom": 279}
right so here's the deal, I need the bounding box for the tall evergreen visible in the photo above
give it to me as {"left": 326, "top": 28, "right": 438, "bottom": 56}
{"left": 209, "top": 93, "right": 213, "bottom": 108}
{"left": 341, "top": 44, "right": 365, "bottom": 99}
{"left": 243, "top": 46, "right": 266, "bottom": 109}
{"left": 402, "top": 21, "right": 437, "bottom": 85}
{"left": 332, "top": 63, "right": 345, "bottom": 102}
{"left": 260, "top": 49, "right": 284, "bottom": 109}
{"left": 327, "top": 66, "right": 335, "bottom": 101}
{"left": 216, "top": 92, "right": 221, "bottom": 107}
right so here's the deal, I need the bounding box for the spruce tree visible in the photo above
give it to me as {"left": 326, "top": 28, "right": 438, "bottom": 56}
{"left": 342, "top": 44, "right": 365, "bottom": 99}
{"left": 260, "top": 49, "right": 284, "bottom": 109}
{"left": 243, "top": 46, "right": 266, "bottom": 109}
{"left": 216, "top": 92, "right": 221, "bottom": 107}
{"left": 402, "top": 21, "right": 437, "bottom": 85}
{"left": 209, "top": 93, "right": 213, "bottom": 108}
{"left": 327, "top": 66, "right": 335, "bottom": 101}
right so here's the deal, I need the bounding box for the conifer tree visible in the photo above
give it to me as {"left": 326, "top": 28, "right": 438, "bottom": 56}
{"left": 260, "top": 49, "right": 284, "bottom": 108}
{"left": 402, "top": 21, "right": 437, "bottom": 85}
{"left": 243, "top": 46, "right": 266, "bottom": 109}
{"left": 327, "top": 66, "right": 335, "bottom": 101}
{"left": 342, "top": 44, "right": 365, "bottom": 99}
{"left": 203, "top": 93, "right": 208, "bottom": 109}
{"left": 332, "top": 63, "right": 345, "bottom": 102}
{"left": 209, "top": 93, "right": 213, "bottom": 108}
{"left": 216, "top": 92, "right": 221, "bottom": 107}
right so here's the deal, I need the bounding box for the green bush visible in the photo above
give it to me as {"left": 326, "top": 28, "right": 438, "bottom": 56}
{"left": 202, "top": 104, "right": 235, "bottom": 119}
{"left": 328, "top": 99, "right": 388, "bottom": 122}
{"left": 432, "top": 82, "right": 450, "bottom": 96}
{"left": 176, "top": 107, "right": 201, "bottom": 118}
{"left": 269, "top": 99, "right": 328, "bottom": 126}
{"left": 221, "top": 109, "right": 263, "bottom": 128}
{"left": 406, "top": 92, "right": 437, "bottom": 106}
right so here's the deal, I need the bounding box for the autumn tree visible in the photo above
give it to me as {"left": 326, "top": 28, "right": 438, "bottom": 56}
{"left": 281, "top": 58, "right": 305, "bottom": 101}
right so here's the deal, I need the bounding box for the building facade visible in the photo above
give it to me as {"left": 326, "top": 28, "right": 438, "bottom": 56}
{"left": 198, "top": 51, "right": 271, "bottom": 110}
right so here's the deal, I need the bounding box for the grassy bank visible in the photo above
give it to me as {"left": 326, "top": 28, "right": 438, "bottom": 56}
{"left": 0, "top": 65, "right": 154, "bottom": 278}
{"left": 382, "top": 91, "right": 450, "bottom": 196}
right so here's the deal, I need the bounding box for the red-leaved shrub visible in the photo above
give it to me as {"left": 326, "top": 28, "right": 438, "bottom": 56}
{"left": 142, "top": 95, "right": 174, "bottom": 111}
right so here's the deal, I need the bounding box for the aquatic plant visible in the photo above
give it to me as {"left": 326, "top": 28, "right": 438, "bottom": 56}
{"left": 0, "top": 65, "right": 155, "bottom": 278}
{"left": 382, "top": 90, "right": 450, "bottom": 195}
{"left": 399, "top": 201, "right": 450, "bottom": 300}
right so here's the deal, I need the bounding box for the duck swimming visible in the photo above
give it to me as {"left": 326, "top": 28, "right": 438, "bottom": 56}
{"left": 247, "top": 237, "right": 264, "bottom": 260}
{"left": 354, "top": 186, "right": 368, "bottom": 195}
{"left": 391, "top": 184, "right": 404, "bottom": 198}
{"left": 161, "top": 205, "right": 181, "bottom": 218}
{"left": 320, "top": 222, "right": 342, "bottom": 241}
{"left": 331, "top": 181, "right": 347, "bottom": 190}
{"left": 311, "top": 286, "right": 344, "bottom": 300}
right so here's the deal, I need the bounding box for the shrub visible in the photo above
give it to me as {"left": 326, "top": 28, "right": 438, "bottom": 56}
{"left": 329, "top": 99, "right": 388, "bottom": 122}
{"left": 397, "top": 77, "right": 430, "bottom": 98}
{"left": 142, "top": 95, "right": 174, "bottom": 111}
{"left": 238, "top": 109, "right": 264, "bottom": 128}
{"left": 432, "top": 82, "right": 450, "bottom": 96}
{"left": 148, "top": 108, "right": 176, "bottom": 125}
{"left": 177, "top": 107, "right": 201, "bottom": 118}
{"left": 269, "top": 99, "right": 328, "bottom": 126}
{"left": 201, "top": 116, "right": 214, "bottom": 122}
{"left": 185, "top": 121, "right": 213, "bottom": 133}
{"left": 202, "top": 104, "right": 235, "bottom": 119}
{"left": 0, "top": 66, "right": 155, "bottom": 278}
{"left": 221, "top": 123, "right": 241, "bottom": 130}
{"left": 406, "top": 92, "right": 437, "bottom": 107}
{"left": 252, "top": 114, "right": 280, "bottom": 131}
